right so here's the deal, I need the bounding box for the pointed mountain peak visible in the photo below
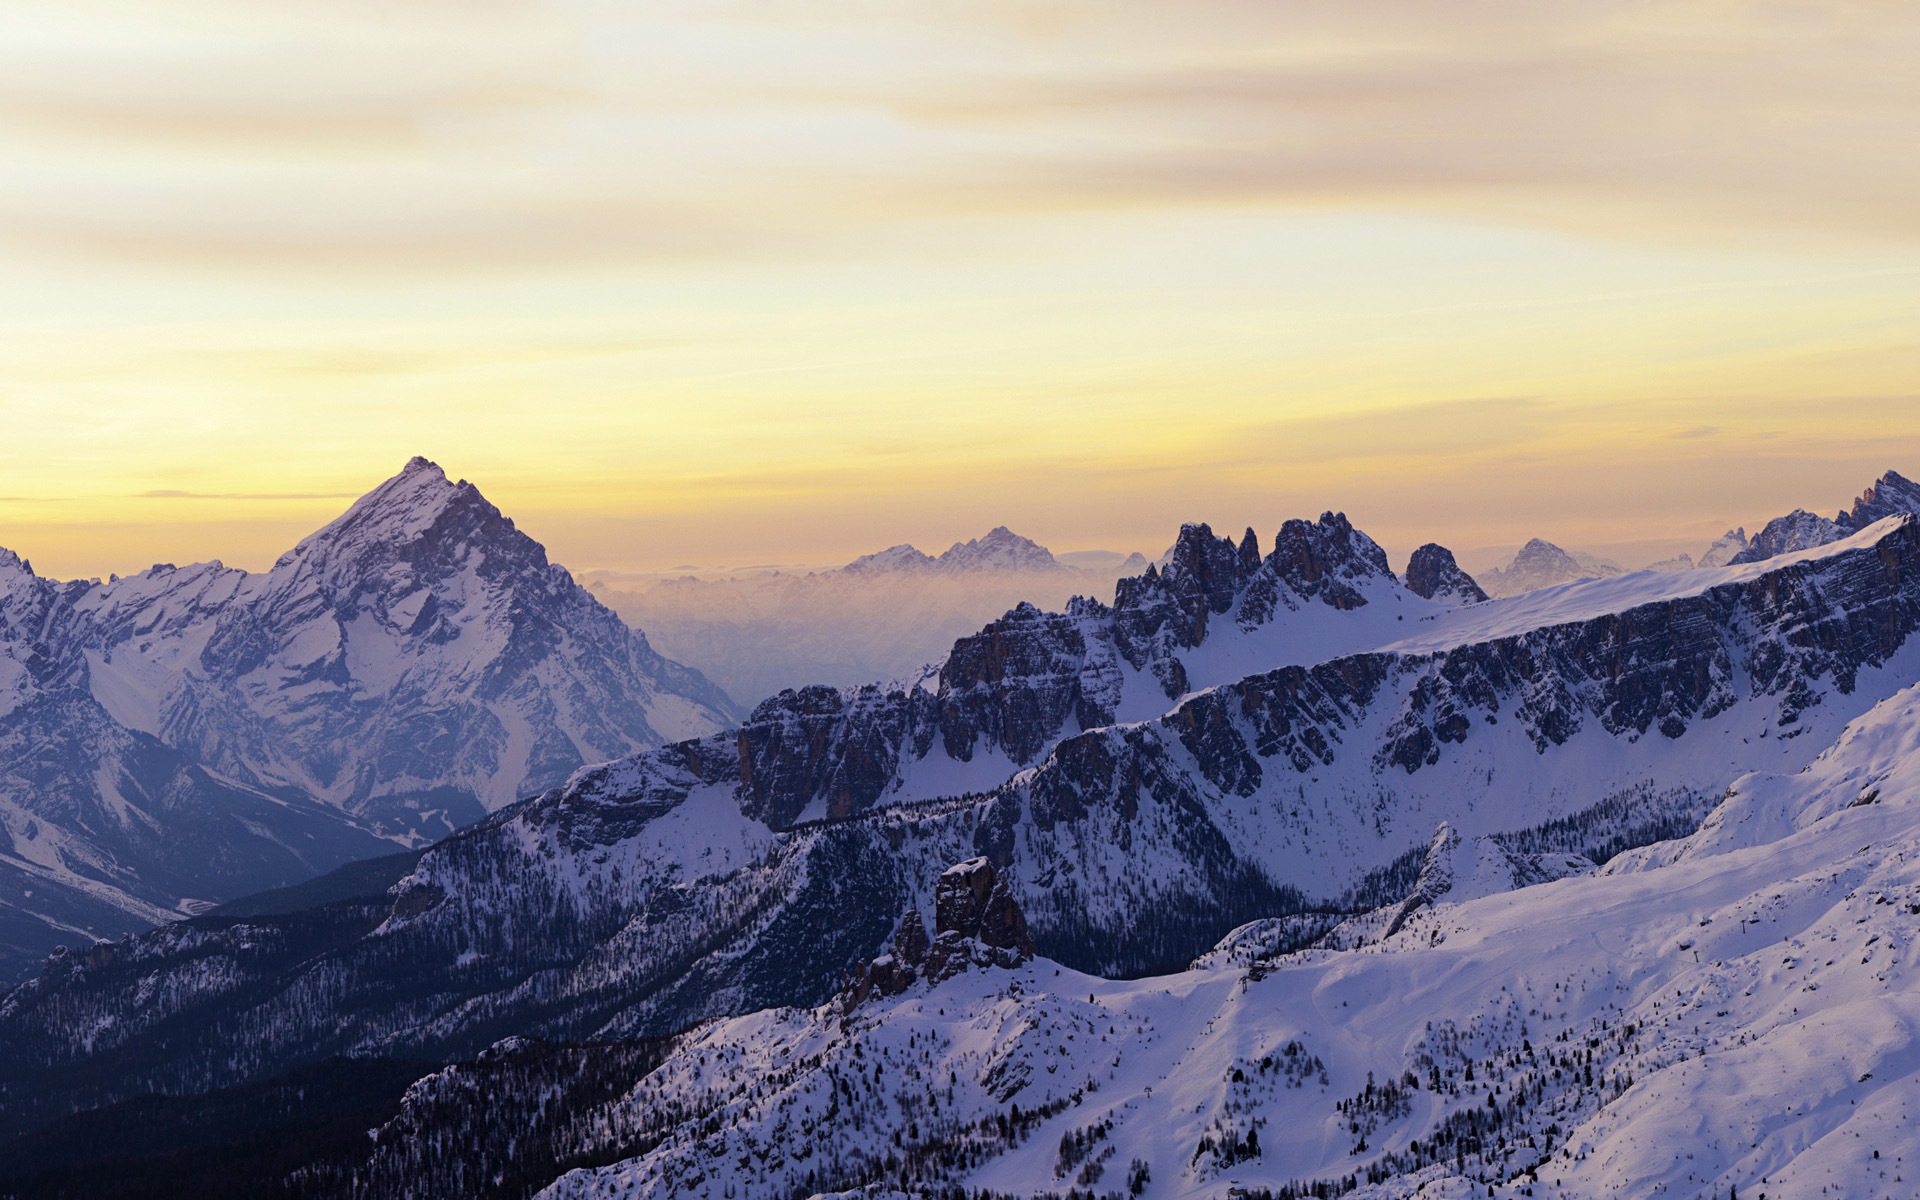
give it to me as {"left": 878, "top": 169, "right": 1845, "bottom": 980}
{"left": 1281, "top": 512, "right": 1391, "bottom": 573}
{"left": 936, "top": 527, "right": 1060, "bottom": 572}
{"left": 1845, "top": 468, "right": 1920, "bottom": 530}
{"left": 271, "top": 457, "right": 528, "bottom": 581}
{"left": 1480, "top": 537, "right": 1610, "bottom": 597}
{"left": 843, "top": 543, "right": 936, "bottom": 574}
{"left": 1698, "top": 527, "right": 1750, "bottom": 569}
{"left": 1159, "top": 522, "right": 1228, "bottom": 575}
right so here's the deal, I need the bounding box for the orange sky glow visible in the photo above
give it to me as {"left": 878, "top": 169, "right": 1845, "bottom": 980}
{"left": 3, "top": 2, "right": 1919, "bottom": 579}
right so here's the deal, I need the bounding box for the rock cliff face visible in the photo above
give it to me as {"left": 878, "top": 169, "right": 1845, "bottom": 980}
{"left": 1403, "top": 544, "right": 1489, "bottom": 604}
{"left": 847, "top": 856, "right": 1033, "bottom": 1004}
{"left": 925, "top": 856, "right": 1034, "bottom": 980}
{"left": 0, "top": 459, "right": 737, "bottom": 979}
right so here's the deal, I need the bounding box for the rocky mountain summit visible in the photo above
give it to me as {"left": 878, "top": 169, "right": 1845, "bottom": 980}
{"left": 1844, "top": 467, "right": 1920, "bottom": 528}
{"left": 1723, "top": 468, "right": 1920, "bottom": 567}
{"left": 0, "top": 458, "right": 736, "bottom": 979}
{"left": 1729, "top": 507, "right": 1845, "bottom": 564}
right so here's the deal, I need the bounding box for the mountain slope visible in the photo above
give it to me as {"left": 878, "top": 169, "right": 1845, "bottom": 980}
{"left": 10, "top": 518, "right": 1919, "bottom": 1137}
{"left": 0, "top": 458, "right": 737, "bottom": 980}
{"left": 535, "top": 672, "right": 1920, "bottom": 1198}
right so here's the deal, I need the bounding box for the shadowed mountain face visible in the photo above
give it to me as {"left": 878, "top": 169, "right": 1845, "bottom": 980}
{"left": 0, "top": 458, "right": 738, "bottom": 981}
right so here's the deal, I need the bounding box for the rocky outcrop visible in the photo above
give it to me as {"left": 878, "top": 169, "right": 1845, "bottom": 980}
{"left": 925, "top": 857, "right": 1034, "bottom": 981}
{"left": 844, "top": 858, "right": 1034, "bottom": 1004}
{"left": 1403, "top": 544, "right": 1489, "bottom": 604}
{"left": 1115, "top": 514, "right": 1398, "bottom": 697}
{"left": 1113, "top": 524, "right": 1262, "bottom": 674}
{"left": 845, "top": 909, "right": 932, "bottom": 1005}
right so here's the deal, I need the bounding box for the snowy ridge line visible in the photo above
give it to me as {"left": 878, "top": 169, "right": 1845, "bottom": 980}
{"left": 558, "top": 511, "right": 1915, "bottom": 855}
{"left": 1021, "top": 511, "right": 1920, "bottom": 816}
{"left": 545, "top": 511, "right": 1476, "bottom": 835}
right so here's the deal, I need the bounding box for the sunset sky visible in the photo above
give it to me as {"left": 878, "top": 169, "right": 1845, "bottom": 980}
{"left": 3, "top": 1, "right": 1919, "bottom": 579}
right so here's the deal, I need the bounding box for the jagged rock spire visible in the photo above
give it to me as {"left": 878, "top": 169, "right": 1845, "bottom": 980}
{"left": 1404, "top": 543, "right": 1489, "bottom": 604}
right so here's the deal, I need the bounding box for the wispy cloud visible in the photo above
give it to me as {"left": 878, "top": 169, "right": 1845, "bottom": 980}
{"left": 137, "top": 490, "right": 358, "bottom": 500}
{"left": 5, "top": 2, "right": 1919, "bottom": 279}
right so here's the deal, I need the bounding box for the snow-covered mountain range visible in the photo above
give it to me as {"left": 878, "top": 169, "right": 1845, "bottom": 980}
{"left": 0, "top": 457, "right": 737, "bottom": 980}
{"left": 10, "top": 472, "right": 1920, "bottom": 1197}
